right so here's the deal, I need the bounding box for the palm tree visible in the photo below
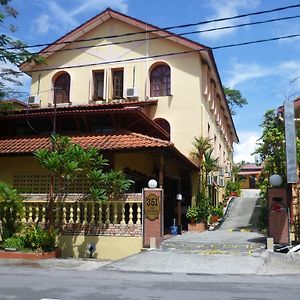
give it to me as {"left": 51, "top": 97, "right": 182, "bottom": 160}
{"left": 191, "top": 136, "right": 212, "bottom": 193}
{"left": 203, "top": 149, "right": 220, "bottom": 196}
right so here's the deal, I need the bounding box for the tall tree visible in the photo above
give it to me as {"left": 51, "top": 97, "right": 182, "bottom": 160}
{"left": 0, "top": 0, "right": 42, "bottom": 99}
{"left": 223, "top": 86, "right": 248, "bottom": 115}
{"left": 191, "top": 136, "right": 212, "bottom": 193}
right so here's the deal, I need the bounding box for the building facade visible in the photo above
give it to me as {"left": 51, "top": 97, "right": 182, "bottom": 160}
{"left": 0, "top": 8, "right": 238, "bottom": 258}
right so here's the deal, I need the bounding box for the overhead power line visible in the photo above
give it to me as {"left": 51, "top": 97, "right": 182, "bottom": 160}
{"left": 1, "top": 32, "right": 300, "bottom": 76}
{"left": 4, "top": 14, "right": 299, "bottom": 56}
{"left": 2, "top": 3, "right": 300, "bottom": 51}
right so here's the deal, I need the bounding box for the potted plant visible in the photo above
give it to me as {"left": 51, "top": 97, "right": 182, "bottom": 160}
{"left": 186, "top": 207, "right": 200, "bottom": 224}
{"left": 210, "top": 205, "right": 224, "bottom": 223}
{"left": 225, "top": 180, "right": 241, "bottom": 198}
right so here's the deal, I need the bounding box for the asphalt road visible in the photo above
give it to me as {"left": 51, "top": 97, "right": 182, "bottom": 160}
{"left": 1, "top": 267, "right": 300, "bottom": 300}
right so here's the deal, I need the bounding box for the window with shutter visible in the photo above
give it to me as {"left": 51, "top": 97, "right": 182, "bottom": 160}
{"left": 93, "top": 71, "right": 104, "bottom": 100}
{"left": 150, "top": 64, "right": 171, "bottom": 97}
{"left": 112, "top": 69, "right": 124, "bottom": 99}
{"left": 53, "top": 72, "right": 70, "bottom": 104}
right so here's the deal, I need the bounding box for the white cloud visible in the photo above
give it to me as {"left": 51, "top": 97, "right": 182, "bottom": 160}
{"left": 33, "top": 14, "right": 59, "bottom": 35}
{"left": 234, "top": 131, "right": 260, "bottom": 163}
{"left": 31, "top": 0, "right": 128, "bottom": 35}
{"left": 199, "top": 0, "right": 260, "bottom": 40}
{"left": 225, "top": 59, "right": 300, "bottom": 89}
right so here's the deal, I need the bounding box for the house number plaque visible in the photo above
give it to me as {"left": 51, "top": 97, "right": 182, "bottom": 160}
{"left": 145, "top": 193, "right": 160, "bottom": 221}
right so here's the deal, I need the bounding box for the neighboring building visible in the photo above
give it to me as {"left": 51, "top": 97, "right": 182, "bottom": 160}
{"left": 238, "top": 164, "right": 262, "bottom": 189}
{"left": 0, "top": 99, "right": 28, "bottom": 110}
{"left": 0, "top": 8, "right": 238, "bottom": 258}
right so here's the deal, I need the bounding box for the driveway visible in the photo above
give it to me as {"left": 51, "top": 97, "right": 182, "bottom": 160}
{"left": 161, "top": 189, "right": 265, "bottom": 255}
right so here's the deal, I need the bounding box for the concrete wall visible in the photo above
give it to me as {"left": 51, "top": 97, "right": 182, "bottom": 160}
{"left": 58, "top": 235, "right": 142, "bottom": 260}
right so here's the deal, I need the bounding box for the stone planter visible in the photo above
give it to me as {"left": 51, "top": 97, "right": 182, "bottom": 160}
{"left": 0, "top": 248, "right": 61, "bottom": 259}
{"left": 188, "top": 222, "right": 207, "bottom": 232}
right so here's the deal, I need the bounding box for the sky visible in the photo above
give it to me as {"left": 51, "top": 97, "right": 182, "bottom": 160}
{"left": 3, "top": 0, "right": 300, "bottom": 163}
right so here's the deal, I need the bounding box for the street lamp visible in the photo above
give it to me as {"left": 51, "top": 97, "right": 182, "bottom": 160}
{"left": 176, "top": 193, "right": 183, "bottom": 235}
{"left": 148, "top": 179, "right": 158, "bottom": 189}
{"left": 269, "top": 174, "right": 283, "bottom": 187}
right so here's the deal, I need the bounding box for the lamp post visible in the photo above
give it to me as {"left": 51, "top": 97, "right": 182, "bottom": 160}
{"left": 176, "top": 193, "right": 183, "bottom": 235}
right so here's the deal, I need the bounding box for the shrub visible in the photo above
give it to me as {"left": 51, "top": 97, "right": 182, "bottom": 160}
{"left": 3, "top": 235, "right": 25, "bottom": 250}
{"left": 21, "top": 225, "right": 58, "bottom": 252}
{"left": 0, "top": 182, "right": 23, "bottom": 240}
{"left": 2, "top": 225, "right": 58, "bottom": 252}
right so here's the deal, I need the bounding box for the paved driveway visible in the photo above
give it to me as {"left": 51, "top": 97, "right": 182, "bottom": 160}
{"left": 161, "top": 189, "right": 265, "bottom": 255}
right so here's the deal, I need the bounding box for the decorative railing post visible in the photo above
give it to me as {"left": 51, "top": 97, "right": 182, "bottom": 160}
{"left": 90, "top": 202, "right": 95, "bottom": 225}
{"left": 120, "top": 202, "right": 126, "bottom": 225}
{"left": 136, "top": 203, "right": 141, "bottom": 225}
{"left": 105, "top": 203, "right": 110, "bottom": 225}
{"left": 128, "top": 203, "right": 133, "bottom": 225}
{"left": 69, "top": 204, "right": 74, "bottom": 224}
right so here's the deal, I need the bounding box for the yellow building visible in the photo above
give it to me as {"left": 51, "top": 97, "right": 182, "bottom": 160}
{"left": 0, "top": 8, "right": 238, "bottom": 258}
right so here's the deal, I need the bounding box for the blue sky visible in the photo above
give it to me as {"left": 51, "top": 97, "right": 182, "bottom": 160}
{"left": 4, "top": 0, "right": 300, "bottom": 162}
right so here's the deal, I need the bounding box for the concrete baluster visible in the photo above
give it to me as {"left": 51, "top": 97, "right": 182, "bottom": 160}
{"left": 83, "top": 202, "right": 88, "bottom": 225}
{"left": 113, "top": 202, "right": 118, "bottom": 224}
{"left": 120, "top": 202, "right": 126, "bottom": 225}
{"left": 76, "top": 204, "right": 81, "bottom": 224}
{"left": 90, "top": 202, "right": 95, "bottom": 225}
{"left": 105, "top": 203, "right": 110, "bottom": 224}
{"left": 128, "top": 203, "right": 133, "bottom": 225}
{"left": 62, "top": 206, "right": 67, "bottom": 225}
{"left": 98, "top": 203, "right": 102, "bottom": 225}
{"left": 28, "top": 205, "right": 33, "bottom": 223}
{"left": 69, "top": 204, "right": 74, "bottom": 224}
{"left": 136, "top": 203, "right": 141, "bottom": 225}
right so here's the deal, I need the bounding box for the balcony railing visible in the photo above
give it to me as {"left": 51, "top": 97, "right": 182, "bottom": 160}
{"left": 21, "top": 193, "right": 143, "bottom": 237}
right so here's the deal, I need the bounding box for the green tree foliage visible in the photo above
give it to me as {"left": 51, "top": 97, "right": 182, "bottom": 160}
{"left": 0, "top": 0, "right": 43, "bottom": 99}
{"left": 34, "top": 135, "right": 133, "bottom": 229}
{"left": 255, "top": 110, "right": 286, "bottom": 183}
{"left": 223, "top": 86, "right": 248, "bottom": 115}
{"left": 191, "top": 136, "right": 212, "bottom": 193}
{"left": 0, "top": 181, "right": 23, "bottom": 240}
{"left": 254, "top": 110, "right": 287, "bottom": 230}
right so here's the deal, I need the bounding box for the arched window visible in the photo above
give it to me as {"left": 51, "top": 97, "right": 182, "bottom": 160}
{"left": 150, "top": 64, "right": 171, "bottom": 97}
{"left": 53, "top": 72, "right": 70, "bottom": 104}
{"left": 154, "top": 118, "right": 171, "bottom": 140}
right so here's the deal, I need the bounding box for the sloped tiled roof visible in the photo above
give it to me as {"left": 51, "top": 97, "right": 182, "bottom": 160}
{"left": 0, "top": 132, "right": 172, "bottom": 154}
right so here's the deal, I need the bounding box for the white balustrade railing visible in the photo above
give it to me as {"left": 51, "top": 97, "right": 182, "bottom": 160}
{"left": 20, "top": 193, "right": 143, "bottom": 228}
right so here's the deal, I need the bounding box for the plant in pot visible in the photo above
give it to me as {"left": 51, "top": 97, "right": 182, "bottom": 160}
{"left": 225, "top": 180, "right": 241, "bottom": 197}
{"left": 210, "top": 205, "right": 224, "bottom": 223}
{"left": 186, "top": 207, "right": 200, "bottom": 223}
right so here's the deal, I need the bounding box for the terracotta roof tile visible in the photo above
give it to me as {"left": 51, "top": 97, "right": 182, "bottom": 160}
{"left": 0, "top": 132, "right": 173, "bottom": 154}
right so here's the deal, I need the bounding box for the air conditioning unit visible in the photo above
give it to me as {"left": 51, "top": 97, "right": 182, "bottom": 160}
{"left": 28, "top": 95, "right": 40, "bottom": 106}
{"left": 207, "top": 175, "right": 212, "bottom": 186}
{"left": 125, "top": 87, "right": 139, "bottom": 99}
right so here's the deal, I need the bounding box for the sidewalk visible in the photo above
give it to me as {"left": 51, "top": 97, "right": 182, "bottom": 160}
{"left": 1, "top": 247, "right": 300, "bottom": 275}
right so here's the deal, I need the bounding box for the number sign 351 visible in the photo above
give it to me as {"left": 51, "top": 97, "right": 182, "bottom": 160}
{"left": 145, "top": 193, "right": 160, "bottom": 221}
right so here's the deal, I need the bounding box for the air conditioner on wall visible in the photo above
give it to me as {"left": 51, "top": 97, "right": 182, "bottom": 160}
{"left": 28, "top": 95, "right": 40, "bottom": 106}
{"left": 125, "top": 87, "right": 139, "bottom": 99}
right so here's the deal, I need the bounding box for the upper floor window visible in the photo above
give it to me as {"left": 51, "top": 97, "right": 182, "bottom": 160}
{"left": 53, "top": 72, "right": 70, "bottom": 104}
{"left": 150, "top": 64, "right": 171, "bottom": 97}
{"left": 112, "top": 69, "right": 124, "bottom": 99}
{"left": 93, "top": 71, "right": 104, "bottom": 100}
